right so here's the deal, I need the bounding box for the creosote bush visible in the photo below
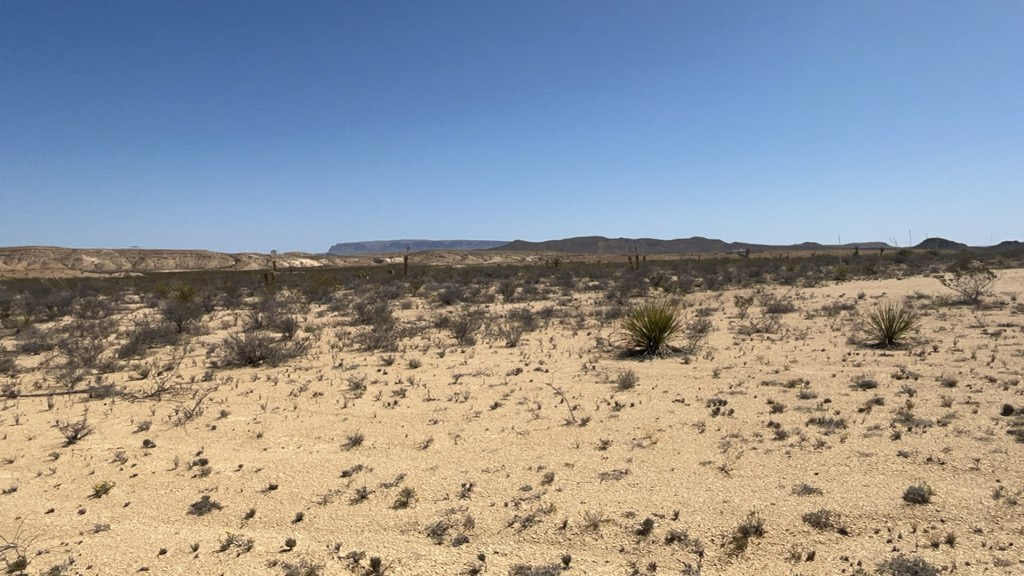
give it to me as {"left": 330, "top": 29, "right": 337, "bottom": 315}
{"left": 940, "top": 260, "right": 996, "bottom": 305}
{"left": 620, "top": 300, "right": 683, "bottom": 357}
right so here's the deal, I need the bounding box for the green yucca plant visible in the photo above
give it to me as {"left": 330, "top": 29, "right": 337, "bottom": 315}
{"left": 620, "top": 300, "right": 683, "bottom": 357}
{"left": 862, "top": 300, "right": 919, "bottom": 348}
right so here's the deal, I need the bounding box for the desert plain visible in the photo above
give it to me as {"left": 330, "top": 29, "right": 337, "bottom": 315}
{"left": 1, "top": 250, "right": 1023, "bottom": 576}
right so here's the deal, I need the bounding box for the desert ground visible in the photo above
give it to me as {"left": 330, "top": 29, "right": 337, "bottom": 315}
{"left": 1, "top": 252, "right": 1023, "bottom": 575}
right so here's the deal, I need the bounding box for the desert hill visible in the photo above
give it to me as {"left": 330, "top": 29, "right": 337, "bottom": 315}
{"left": 914, "top": 237, "right": 968, "bottom": 251}
{"left": 0, "top": 247, "right": 347, "bottom": 279}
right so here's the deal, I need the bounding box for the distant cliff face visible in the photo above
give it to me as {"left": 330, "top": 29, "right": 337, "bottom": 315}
{"left": 327, "top": 240, "right": 507, "bottom": 255}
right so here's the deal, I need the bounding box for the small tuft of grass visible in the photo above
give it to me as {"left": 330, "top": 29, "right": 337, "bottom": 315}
{"left": 850, "top": 375, "right": 879, "bottom": 390}
{"left": 802, "top": 508, "right": 844, "bottom": 532}
{"left": 615, "top": 369, "right": 639, "bottom": 390}
{"left": 341, "top": 432, "right": 365, "bottom": 451}
{"left": 392, "top": 486, "right": 416, "bottom": 509}
{"left": 509, "top": 564, "right": 562, "bottom": 576}
{"left": 902, "top": 482, "right": 934, "bottom": 505}
{"left": 727, "top": 509, "right": 765, "bottom": 555}
{"left": 188, "top": 495, "right": 224, "bottom": 516}
{"left": 89, "top": 480, "right": 115, "bottom": 499}
{"left": 806, "top": 416, "right": 847, "bottom": 433}
{"left": 792, "top": 483, "right": 823, "bottom": 496}
{"left": 635, "top": 517, "right": 655, "bottom": 537}
{"left": 877, "top": 554, "right": 939, "bottom": 576}
{"left": 349, "top": 486, "right": 372, "bottom": 505}
{"left": 217, "top": 532, "right": 254, "bottom": 555}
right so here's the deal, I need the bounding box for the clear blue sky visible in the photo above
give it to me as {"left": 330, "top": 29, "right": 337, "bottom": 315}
{"left": 2, "top": 1, "right": 1021, "bottom": 253}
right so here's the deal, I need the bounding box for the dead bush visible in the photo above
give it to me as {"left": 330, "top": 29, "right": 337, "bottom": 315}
{"left": 221, "top": 330, "right": 309, "bottom": 367}
{"left": 55, "top": 414, "right": 94, "bottom": 446}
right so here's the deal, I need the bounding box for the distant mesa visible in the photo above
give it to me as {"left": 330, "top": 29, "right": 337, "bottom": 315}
{"left": 327, "top": 239, "right": 507, "bottom": 255}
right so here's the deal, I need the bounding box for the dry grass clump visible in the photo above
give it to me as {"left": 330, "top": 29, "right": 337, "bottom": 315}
{"left": 902, "top": 482, "right": 935, "bottom": 505}
{"left": 55, "top": 414, "right": 94, "bottom": 446}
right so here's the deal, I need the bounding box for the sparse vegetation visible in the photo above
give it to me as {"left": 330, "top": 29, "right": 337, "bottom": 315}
{"left": 0, "top": 250, "right": 1021, "bottom": 575}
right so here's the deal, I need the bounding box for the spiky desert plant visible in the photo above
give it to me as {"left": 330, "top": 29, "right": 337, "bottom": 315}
{"left": 861, "top": 300, "right": 919, "bottom": 348}
{"left": 620, "top": 300, "right": 683, "bottom": 357}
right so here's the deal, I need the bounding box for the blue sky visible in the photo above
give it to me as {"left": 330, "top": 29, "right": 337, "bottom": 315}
{"left": 2, "top": 1, "right": 1021, "bottom": 253}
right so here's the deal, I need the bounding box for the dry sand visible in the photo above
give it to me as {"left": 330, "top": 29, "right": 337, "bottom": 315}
{"left": 2, "top": 270, "right": 1023, "bottom": 575}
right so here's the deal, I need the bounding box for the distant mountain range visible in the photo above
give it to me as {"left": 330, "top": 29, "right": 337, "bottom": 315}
{"left": 327, "top": 240, "right": 507, "bottom": 255}
{"left": 328, "top": 236, "right": 1022, "bottom": 255}
{"left": 496, "top": 236, "right": 893, "bottom": 254}
{"left": 2, "top": 237, "right": 1019, "bottom": 279}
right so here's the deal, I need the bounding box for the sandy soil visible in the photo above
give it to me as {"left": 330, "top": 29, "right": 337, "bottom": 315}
{"left": 1, "top": 270, "right": 1023, "bottom": 575}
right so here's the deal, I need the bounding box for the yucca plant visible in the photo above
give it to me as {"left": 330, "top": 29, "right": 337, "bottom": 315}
{"left": 862, "top": 300, "right": 919, "bottom": 348}
{"left": 620, "top": 300, "right": 683, "bottom": 357}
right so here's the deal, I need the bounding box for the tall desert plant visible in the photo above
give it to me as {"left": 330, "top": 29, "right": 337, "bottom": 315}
{"left": 620, "top": 300, "right": 683, "bottom": 357}
{"left": 861, "top": 300, "right": 919, "bottom": 348}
